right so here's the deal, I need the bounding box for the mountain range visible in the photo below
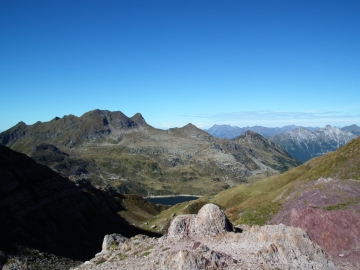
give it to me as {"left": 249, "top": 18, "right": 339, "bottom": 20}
{"left": 206, "top": 123, "right": 360, "bottom": 163}
{"left": 269, "top": 125, "right": 357, "bottom": 162}
{"left": 206, "top": 123, "right": 360, "bottom": 139}
{"left": 205, "top": 124, "right": 320, "bottom": 138}
{"left": 1, "top": 109, "right": 360, "bottom": 269}
{"left": 0, "top": 109, "right": 301, "bottom": 196}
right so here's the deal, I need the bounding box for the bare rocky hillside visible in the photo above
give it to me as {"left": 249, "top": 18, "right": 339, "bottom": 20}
{"left": 0, "top": 109, "right": 301, "bottom": 196}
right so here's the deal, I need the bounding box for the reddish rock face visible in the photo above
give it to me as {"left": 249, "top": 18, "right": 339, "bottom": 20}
{"left": 271, "top": 178, "right": 360, "bottom": 269}
{"left": 290, "top": 207, "right": 360, "bottom": 269}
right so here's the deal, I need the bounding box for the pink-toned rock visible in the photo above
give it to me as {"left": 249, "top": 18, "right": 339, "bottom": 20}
{"left": 290, "top": 207, "right": 360, "bottom": 269}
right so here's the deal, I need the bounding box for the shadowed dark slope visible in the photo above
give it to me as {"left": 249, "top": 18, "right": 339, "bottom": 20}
{"left": 0, "top": 145, "right": 160, "bottom": 268}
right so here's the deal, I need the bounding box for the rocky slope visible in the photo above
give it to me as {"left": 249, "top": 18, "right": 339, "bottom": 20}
{"left": 0, "top": 109, "right": 301, "bottom": 196}
{"left": 205, "top": 124, "right": 319, "bottom": 139}
{"left": 0, "top": 145, "right": 161, "bottom": 269}
{"left": 72, "top": 204, "right": 336, "bottom": 270}
{"left": 269, "top": 125, "right": 357, "bottom": 162}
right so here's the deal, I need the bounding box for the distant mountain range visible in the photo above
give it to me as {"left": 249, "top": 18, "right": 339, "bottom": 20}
{"left": 269, "top": 125, "right": 357, "bottom": 162}
{"left": 341, "top": 124, "right": 360, "bottom": 136}
{"left": 205, "top": 124, "right": 319, "bottom": 138}
{"left": 206, "top": 123, "right": 360, "bottom": 162}
{"left": 0, "top": 109, "right": 301, "bottom": 196}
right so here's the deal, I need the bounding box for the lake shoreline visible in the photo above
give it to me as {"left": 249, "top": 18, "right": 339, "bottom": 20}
{"left": 144, "top": 194, "right": 202, "bottom": 199}
{"left": 144, "top": 195, "right": 202, "bottom": 206}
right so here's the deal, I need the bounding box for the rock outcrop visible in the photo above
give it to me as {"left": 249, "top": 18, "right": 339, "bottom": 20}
{"left": 167, "top": 203, "right": 233, "bottom": 239}
{"left": 73, "top": 204, "right": 336, "bottom": 270}
{"left": 290, "top": 207, "right": 360, "bottom": 270}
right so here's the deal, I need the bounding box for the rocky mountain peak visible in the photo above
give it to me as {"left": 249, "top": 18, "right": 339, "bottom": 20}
{"left": 169, "top": 123, "right": 209, "bottom": 138}
{"left": 130, "top": 113, "right": 147, "bottom": 125}
{"left": 182, "top": 123, "right": 198, "bottom": 130}
{"left": 243, "top": 130, "right": 257, "bottom": 135}
{"left": 16, "top": 121, "right": 26, "bottom": 127}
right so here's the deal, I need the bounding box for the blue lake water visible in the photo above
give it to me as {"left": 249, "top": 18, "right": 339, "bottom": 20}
{"left": 145, "top": 196, "right": 200, "bottom": 206}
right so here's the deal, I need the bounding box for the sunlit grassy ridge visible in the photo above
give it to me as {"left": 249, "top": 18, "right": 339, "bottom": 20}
{"left": 151, "top": 136, "right": 360, "bottom": 227}
{"left": 214, "top": 137, "right": 360, "bottom": 225}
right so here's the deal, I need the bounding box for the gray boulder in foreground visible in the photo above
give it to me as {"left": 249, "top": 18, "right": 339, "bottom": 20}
{"left": 72, "top": 203, "right": 336, "bottom": 270}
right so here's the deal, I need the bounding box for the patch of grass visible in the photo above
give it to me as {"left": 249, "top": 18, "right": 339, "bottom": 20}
{"left": 118, "top": 254, "right": 128, "bottom": 261}
{"left": 323, "top": 199, "right": 357, "bottom": 211}
{"left": 141, "top": 251, "right": 151, "bottom": 257}
{"left": 144, "top": 245, "right": 154, "bottom": 251}
{"left": 110, "top": 242, "right": 118, "bottom": 249}
{"left": 236, "top": 202, "right": 281, "bottom": 226}
{"left": 96, "top": 258, "right": 106, "bottom": 265}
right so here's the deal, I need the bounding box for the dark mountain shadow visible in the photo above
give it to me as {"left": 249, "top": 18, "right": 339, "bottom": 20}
{"left": 0, "top": 145, "right": 161, "bottom": 263}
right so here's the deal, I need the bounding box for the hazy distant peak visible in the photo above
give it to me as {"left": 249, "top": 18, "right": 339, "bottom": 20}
{"left": 177, "top": 123, "right": 200, "bottom": 132}
{"left": 243, "top": 130, "right": 260, "bottom": 136}
{"left": 341, "top": 124, "right": 360, "bottom": 136}
{"left": 269, "top": 124, "right": 357, "bottom": 162}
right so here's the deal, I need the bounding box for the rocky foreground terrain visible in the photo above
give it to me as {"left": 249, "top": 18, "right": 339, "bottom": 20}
{"left": 0, "top": 109, "right": 301, "bottom": 196}
{"left": 73, "top": 204, "right": 336, "bottom": 270}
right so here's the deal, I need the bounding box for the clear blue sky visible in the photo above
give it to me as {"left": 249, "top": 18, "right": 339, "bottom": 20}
{"left": 1, "top": 0, "right": 359, "bottom": 131}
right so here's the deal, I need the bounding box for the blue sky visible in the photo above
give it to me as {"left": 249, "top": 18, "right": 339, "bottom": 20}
{"left": 1, "top": 0, "right": 359, "bottom": 131}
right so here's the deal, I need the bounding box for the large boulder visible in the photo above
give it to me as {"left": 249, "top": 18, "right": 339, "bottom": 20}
{"left": 167, "top": 203, "right": 233, "bottom": 239}
{"left": 193, "top": 203, "right": 233, "bottom": 237}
